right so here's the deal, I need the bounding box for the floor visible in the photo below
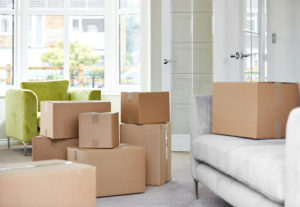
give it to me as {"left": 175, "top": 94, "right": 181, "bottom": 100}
{"left": 0, "top": 145, "right": 232, "bottom": 207}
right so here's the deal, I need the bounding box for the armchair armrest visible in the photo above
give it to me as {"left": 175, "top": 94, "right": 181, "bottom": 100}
{"left": 68, "top": 88, "right": 101, "bottom": 101}
{"left": 5, "top": 89, "right": 38, "bottom": 143}
{"left": 190, "top": 94, "right": 212, "bottom": 140}
{"left": 286, "top": 107, "right": 300, "bottom": 206}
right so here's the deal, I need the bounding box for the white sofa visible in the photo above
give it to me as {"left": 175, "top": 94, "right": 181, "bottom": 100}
{"left": 190, "top": 94, "right": 300, "bottom": 207}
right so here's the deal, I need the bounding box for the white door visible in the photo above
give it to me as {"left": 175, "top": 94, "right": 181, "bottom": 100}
{"left": 214, "top": 0, "right": 267, "bottom": 82}
{"left": 162, "top": 0, "right": 214, "bottom": 151}
{"left": 162, "top": 0, "right": 267, "bottom": 151}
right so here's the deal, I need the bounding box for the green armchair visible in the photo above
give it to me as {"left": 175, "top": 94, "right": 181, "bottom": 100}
{"left": 5, "top": 80, "right": 101, "bottom": 154}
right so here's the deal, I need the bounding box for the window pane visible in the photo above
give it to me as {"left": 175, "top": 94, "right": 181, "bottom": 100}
{"left": 0, "top": 0, "right": 13, "bottom": 9}
{"left": 119, "top": 14, "right": 140, "bottom": 85}
{"left": 69, "top": 16, "right": 104, "bottom": 88}
{"left": 0, "top": 15, "right": 13, "bottom": 86}
{"left": 47, "top": 0, "right": 65, "bottom": 8}
{"left": 70, "top": 0, "right": 104, "bottom": 8}
{"left": 28, "top": 16, "right": 64, "bottom": 81}
{"left": 120, "top": 0, "right": 140, "bottom": 9}
{"left": 29, "top": 0, "right": 46, "bottom": 8}
{"left": 29, "top": 0, "right": 64, "bottom": 8}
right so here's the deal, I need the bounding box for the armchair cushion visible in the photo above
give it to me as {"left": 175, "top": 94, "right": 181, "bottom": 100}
{"left": 21, "top": 80, "right": 69, "bottom": 111}
{"left": 68, "top": 88, "right": 101, "bottom": 101}
{"left": 192, "top": 134, "right": 285, "bottom": 204}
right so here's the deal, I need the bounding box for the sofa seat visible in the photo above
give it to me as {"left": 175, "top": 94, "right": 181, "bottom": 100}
{"left": 192, "top": 134, "right": 285, "bottom": 204}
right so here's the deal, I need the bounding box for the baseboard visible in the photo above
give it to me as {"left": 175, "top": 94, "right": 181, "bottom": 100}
{"left": 171, "top": 135, "right": 190, "bottom": 152}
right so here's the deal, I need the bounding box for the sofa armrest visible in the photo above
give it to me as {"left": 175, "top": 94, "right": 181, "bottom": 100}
{"left": 286, "top": 107, "right": 300, "bottom": 207}
{"left": 68, "top": 88, "right": 101, "bottom": 101}
{"left": 190, "top": 94, "right": 212, "bottom": 140}
{"left": 5, "top": 89, "right": 38, "bottom": 143}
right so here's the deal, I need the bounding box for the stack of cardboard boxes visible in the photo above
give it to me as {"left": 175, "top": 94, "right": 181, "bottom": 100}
{"left": 68, "top": 111, "right": 146, "bottom": 197}
{"left": 120, "top": 92, "right": 172, "bottom": 186}
{"left": 1, "top": 91, "right": 172, "bottom": 205}
{"left": 32, "top": 101, "right": 111, "bottom": 160}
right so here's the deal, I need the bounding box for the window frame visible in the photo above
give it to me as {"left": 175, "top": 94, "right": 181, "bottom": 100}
{"left": 1, "top": 0, "right": 149, "bottom": 95}
{"left": 0, "top": 2, "right": 16, "bottom": 89}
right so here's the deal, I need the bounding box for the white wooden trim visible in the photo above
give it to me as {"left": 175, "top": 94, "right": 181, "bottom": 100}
{"left": 171, "top": 135, "right": 191, "bottom": 152}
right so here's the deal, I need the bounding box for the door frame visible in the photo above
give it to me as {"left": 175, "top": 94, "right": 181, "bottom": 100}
{"left": 161, "top": 0, "right": 191, "bottom": 152}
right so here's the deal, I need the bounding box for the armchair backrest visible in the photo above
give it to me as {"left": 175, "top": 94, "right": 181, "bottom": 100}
{"left": 20, "top": 80, "right": 69, "bottom": 111}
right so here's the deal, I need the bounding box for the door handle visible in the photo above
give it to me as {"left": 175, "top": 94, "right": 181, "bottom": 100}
{"left": 163, "top": 58, "right": 175, "bottom": 64}
{"left": 230, "top": 52, "right": 240, "bottom": 60}
{"left": 241, "top": 53, "right": 252, "bottom": 58}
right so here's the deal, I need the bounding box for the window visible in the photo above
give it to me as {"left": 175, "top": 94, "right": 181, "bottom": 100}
{"left": 0, "top": 0, "right": 145, "bottom": 93}
{"left": 119, "top": 0, "right": 141, "bottom": 85}
{"left": 0, "top": 0, "right": 14, "bottom": 87}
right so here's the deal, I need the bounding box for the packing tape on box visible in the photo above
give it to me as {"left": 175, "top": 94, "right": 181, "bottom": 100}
{"left": 127, "top": 115, "right": 132, "bottom": 123}
{"left": 165, "top": 123, "right": 169, "bottom": 181}
{"left": 127, "top": 93, "right": 132, "bottom": 102}
{"left": 92, "top": 114, "right": 99, "bottom": 124}
{"left": 51, "top": 142, "right": 56, "bottom": 148}
{"left": 0, "top": 161, "right": 73, "bottom": 171}
{"left": 74, "top": 149, "right": 78, "bottom": 161}
{"left": 274, "top": 121, "right": 282, "bottom": 138}
{"left": 275, "top": 83, "right": 281, "bottom": 102}
{"left": 92, "top": 139, "right": 100, "bottom": 147}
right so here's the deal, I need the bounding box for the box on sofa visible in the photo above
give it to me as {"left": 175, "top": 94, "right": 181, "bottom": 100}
{"left": 32, "top": 136, "right": 78, "bottom": 161}
{"left": 79, "top": 112, "right": 119, "bottom": 149}
{"left": 120, "top": 123, "right": 171, "bottom": 186}
{"left": 212, "top": 82, "right": 299, "bottom": 139}
{"left": 40, "top": 101, "right": 111, "bottom": 139}
{"left": 68, "top": 144, "right": 145, "bottom": 197}
{"left": 0, "top": 160, "right": 96, "bottom": 207}
{"left": 121, "top": 92, "right": 170, "bottom": 124}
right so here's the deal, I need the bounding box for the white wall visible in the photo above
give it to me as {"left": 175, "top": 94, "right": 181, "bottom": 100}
{"left": 267, "top": 0, "right": 300, "bottom": 82}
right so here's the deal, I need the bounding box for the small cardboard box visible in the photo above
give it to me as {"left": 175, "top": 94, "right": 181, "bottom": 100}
{"left": 68, "top": 145, "right": 146, "bottom": 197}
{"left": 0, "top": 160, "right": 96, "bottom": 207}
{"left": 32, "top": 136, "right": 78, "bottom": 161}
{"left": 120, "top": 123, "right": 171, "bottom": 186}
{"left": 79, "top": 112, "right": 119, "bottom": 149}
{"left": 212, "top": 82, "right": 299, "bottom": 139}
{"left": 40, "top": 101, "right": 111, "bottom": 139}
{"left": 121, "top": 92, "right": 170, "bottom": 124}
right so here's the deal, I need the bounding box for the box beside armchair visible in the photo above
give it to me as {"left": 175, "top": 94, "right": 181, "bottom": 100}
{"left": 5, "top": 80, "right": 101, "bottom": 146}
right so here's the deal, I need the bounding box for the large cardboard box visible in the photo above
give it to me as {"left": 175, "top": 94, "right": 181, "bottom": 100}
{"left": 120, "top": 123, "right": 171, "bottom": 186}
{"left": 212, "top": 82, "right": 299, "bottom": 139}
{"left": 32, "top": 136, "right": 78, "bottom": 161}
{"left": 121, "top": 92, "right": 170, "bottom": 124}
{"left": 0, "top": 160, "right": 96, "bottom": 207}
{"left": 40, "top": 101, "right": 111, "bottom": 139}
{"left": 79, "top": 112, "right": 119, "bottom": 148}
{"left": 68, "top": 145, "right": 146, "bottom": 197}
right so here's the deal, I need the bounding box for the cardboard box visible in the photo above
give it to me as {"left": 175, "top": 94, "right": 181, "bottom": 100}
{"left": 0, "top": 160, "right": 96, "bottom": 207}
{"left": 121, "top": 92, "right": 170, "bottom": 124}
{"left": 32, "top": 136, "right": 78, "bottom": 161}
{"left": 79, "top": 112, "right": 119, "bottom": 148}
{"left": 120, "top": 123, "right": 171, "bottom": 186}
{"left": 212, "top": 82, "right": 299, "bottom": 139}
{"left": 40, "top": 101, "right": 111, "bottom": 139}
{"left": 68, "top": 145, "right": 146, "bottom": 197}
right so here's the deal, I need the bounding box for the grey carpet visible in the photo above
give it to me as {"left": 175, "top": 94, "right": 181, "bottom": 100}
{"left": 0, "top": 145, "right": 231, "bottom": 207}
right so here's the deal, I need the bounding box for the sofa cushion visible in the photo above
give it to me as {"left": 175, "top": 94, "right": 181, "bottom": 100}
{"left": 21, "top": 80, "right": 69, "bottom": 111}
{"left": 192, "top": 134, "right": 285, "bottom": 204}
